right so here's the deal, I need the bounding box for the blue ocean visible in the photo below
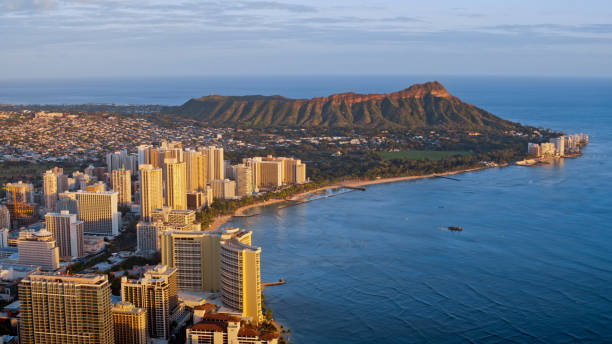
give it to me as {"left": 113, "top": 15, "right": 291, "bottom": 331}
{"left": 3, "top": 76, "right": 612, "bottom": 343}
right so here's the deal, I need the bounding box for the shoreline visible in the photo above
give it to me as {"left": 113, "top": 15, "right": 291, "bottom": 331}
{"left": 209, "top": 164, "right": 502, "bottom": 230}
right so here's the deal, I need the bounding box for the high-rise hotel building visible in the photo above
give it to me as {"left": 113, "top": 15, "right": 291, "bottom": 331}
{"left": 111, "top": 169, "right": 132, "bottom": 206}
{"left": 184, "top": 149, "right": 208, "bottom": 192}
{"left": 19, "top": 273, "right": 114, "bottom": 344}
{"left": 139, "top": 164, "right": 164, "bottom": 222}
{"left": 45, "top": 210, "right": 84, "bottom": 259}
{"left": 160, "top": 227, "right": 261, "bottom": 322}
{"left": 17, "top": 230, "right": 60, "bottom": 270}
{"left": 220, "top": 237, "right": 263, "bottom": 324}
{"left": 76, "top": 191, "right": 120, "bottom": 236}
{"left": 121, "top": 265, "right": 179, "bottom": 340}
{"left": 165, "top": 159, "right": 187, "bottom": 210}
{"left": 112, "top": 302, "right": 148, "bottom": 344}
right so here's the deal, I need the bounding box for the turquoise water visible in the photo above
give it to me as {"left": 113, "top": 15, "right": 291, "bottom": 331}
{"left": 218, "top": 78, "right": 612, "bottom": 343}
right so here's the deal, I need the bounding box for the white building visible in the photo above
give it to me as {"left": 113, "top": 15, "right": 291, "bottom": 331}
{"left": 45, "top": 210, "right": 84, "bottom": 259}
{"left": 17, "top": 230, "right": 60, "bottom": 271}
{"left": 76, "top": 191, "right": 121, "bottom": 236}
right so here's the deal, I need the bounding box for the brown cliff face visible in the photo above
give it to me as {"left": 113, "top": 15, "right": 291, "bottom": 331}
{"left": 166, "top": 81, "right": 517, "bottom": 130}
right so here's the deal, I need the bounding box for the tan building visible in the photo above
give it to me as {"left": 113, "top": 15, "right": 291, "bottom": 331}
{"left": 151, "top": 207, "right": 195, "bottom": 226}
{"left": 185, "top": 149, "right": 209, "bottom": 192}
{"left": 160, "top": 228, "right": 252, "bottom": 293}
{"left": 112, "top": 301, "right": 148, "bottom": 344}
{"left": 233, "top": 164, "right": 254, "bottom": 197}
{"left": 45, "top": 210, "right": 84, "bottom": 259}
{"left": 136, "top": 221, "right": 162, "bottom": 253}
{"left": 17, "top": 230, "right": 60, "bottom": 270}
{"left": 187, "top": 187, "right": 214, "bottom": 210}
{"left": 43, "top": 169, "right": 59, "bottom": 211}
{"left": 112, "top": 169, "right": 132, "bottom": 206}
{"left": 165, "top": 159, "right": 187, "bottom": 210}
{"left": 220, "top": 238, "right": 263, "bottom": 323}
{"left": 86, "top": 181, "right": 106, "bottom": 192}
{"left": 211, "top": 179, "right": 236, "bottom": 200}
{"left": 19, "top": 273, "right": 114, "bottom": 344}
{"left": 207, "top": 146, "right": 225, "bottom": 182}
{"left": 121, "top": 265, "right": 179, "bottom": 340}
{"left": 76, "top": 191, "right": 120, "bottom": 236}
{"left": 139, "top": 164, "right": 164, "bottom": 222}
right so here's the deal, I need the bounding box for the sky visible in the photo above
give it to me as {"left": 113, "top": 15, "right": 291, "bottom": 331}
{"left": 1, "top": 0, "right": 611, "bottom": 79}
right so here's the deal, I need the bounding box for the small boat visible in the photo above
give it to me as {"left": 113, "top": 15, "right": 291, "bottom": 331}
{"left": 448, "top": 226, "right": 463, "bottom": 231}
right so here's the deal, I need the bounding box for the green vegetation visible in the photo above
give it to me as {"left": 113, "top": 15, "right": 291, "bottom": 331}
{"left": 378, "top": 150, "right": 472, "bottom": 161}
{"left": 0, "top": 161, "right": 80, "bottom": 185}
{"left": 165, "top": 82, "right": 521, "bottom": 130}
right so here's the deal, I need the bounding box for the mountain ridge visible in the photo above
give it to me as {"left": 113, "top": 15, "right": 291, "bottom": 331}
{"left": 164, "top": 81, "right": 520, "bottom": 130}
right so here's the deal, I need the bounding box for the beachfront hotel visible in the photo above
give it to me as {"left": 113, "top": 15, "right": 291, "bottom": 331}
{"left": 76, "top": 190, "right": 120, "bottom": 236}
{"left": 220, "top": 236, "right": 263, "bottom": 324}
{"left": 186, "top": 313, "right": 279, "bottom": 344}
{"left": 207, "top": 146, "right": 225, "bottom": 181}
{"left": 112, "top": 301, "right": 148, "bottom": 344}
{"left": 185, "top": 148, "right": 209, "bottom": 192}
{"left": 139, "top": 164, "right": 164, "bottom": 221}
{"left": 19, "top": 273, "right": 114, "bottom": 344}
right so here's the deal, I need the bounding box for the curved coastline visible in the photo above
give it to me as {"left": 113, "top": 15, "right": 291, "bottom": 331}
{"left": 208, "top": 164, "right": 505, "bottom": 231}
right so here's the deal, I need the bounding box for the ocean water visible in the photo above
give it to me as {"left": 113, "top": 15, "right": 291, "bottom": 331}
{"left": 4, "top": 76, "right": 612, "bottom": 343}
{"left": 215, "top": 77, "right": 611, "bottom": 343}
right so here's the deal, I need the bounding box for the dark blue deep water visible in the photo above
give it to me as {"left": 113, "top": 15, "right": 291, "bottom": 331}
{"left": 3, "top": 76, "right": 612, "bottom": 343}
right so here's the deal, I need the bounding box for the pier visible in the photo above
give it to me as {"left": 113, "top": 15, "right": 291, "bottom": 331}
{"left": 437, "top": 176, "right": 460, "bottom": 181}
{"left": 342, "top": 185, "right": 367, "bottom": 191}
{"left": 262, "top": 279, "right": 287, "bottom": 289}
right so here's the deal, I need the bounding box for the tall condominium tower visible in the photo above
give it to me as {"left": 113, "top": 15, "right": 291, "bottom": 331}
{"left": 19, "top": 273, "right": 114, "bottom": 344}
{"left": 112, "top": 169, "right": 132, "bottom": 206}
{"left": 43, "top": 169, "right": 58, "bottom": 210}
{"left": 112, "top": 301, "right": 148, "bottom": 344}
{"left": 45, "top": 210, "right": 84, "bottom": 259}
{"left": 17, "top": 230, "right": 60, "bottom": 270}
{"left": 76, "top": 191, "right": 121, "bottom": 236}
{"left": 233, "top": 164, "right": 254, "bottom": 197}
{"left": 165, "top": 159, "right": 187, "bottom": 210}
{"left": 139, "top": 165, "right": 164, "bottom": 222}
{"left": 184, "top": 149, "right": 208, "bottom": 192}
{"left": 220, "top": 237, "right": 263, "bottom": 324}
{"left": 206, "top": 146, "right": 224, "bottom": 182}
{"left": 121, "top": 265, "right": 178, "bottom": 340}
{"left": 107, "top": 149, "right": 138, "bottom": 175}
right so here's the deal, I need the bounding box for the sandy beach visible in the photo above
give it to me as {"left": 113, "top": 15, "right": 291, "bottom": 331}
{"left": 207, "top": 164, "right": 500, "bottom": 230}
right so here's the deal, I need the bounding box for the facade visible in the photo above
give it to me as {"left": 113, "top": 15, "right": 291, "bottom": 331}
{"left": 17, "top": 230, "right": 60, "bottom": 270}
{"left": 121, "top": 265, "right": 179, "bottom": 340}
{"left": 220, "top": 238, "right": 263, "bottom": 324}
{"left": 45, "top": 210, "right": 84, "bottom": 259}
{"left": 76, "top": 191, "right": 120, "bottom": 236}
{"left": 160, "top": 228, "right": 252, "bottom": 293}
{"left": 165, "top": 159, "right": 187, "bottom": 210}
{"left": 207, "top": 146, "right": 225, "bottom": 182}
{"left": 552, "top": 136, "right": 565, "bottom": 157}
{"left": 185, "top": 149, "right": 209, "bottom": 192}
{"left": 136, "top": 221, "right": 162, "bottom": 253}
{"left": 19, "top": 273, "right": 114, "bottom": 344}
{"left": 43, "top": 169, "right": 59, "bottom": 211}
{"left": 187, "top": 187, "right": 214, "bottom": 210}
{"left": 187, "top": 313, "right": 278, "bottom": 344}
{"left": 112, "top": 169, "right": 132, "bottom": 206}
{"left": 4, "top": 181, "right": 34, "bottom": 204}
{"left": 233, "top": 164, "right": 254, "bottom": 197}
{"left": 107, "top": 149, "right": 138, "bottom": 175}
{"left": 112, "top": 301, "right": 148, "bottom": 344}
{"left": 0, "top": 205, "right": 10, "bottom": 230}
{"left": 151, "top": 207, "right": 196, "bottom": 226}
{"left": 139, "top": 164, "right": 164, "bottom": 222}
{"left": 527, "top": 143, "right": 541, "bottom": 157}
{"left": 211, "top": 179, "right": 237, "bottom": 200}
{"left": 540, "top": 142, "right": 555, "bottom": 157}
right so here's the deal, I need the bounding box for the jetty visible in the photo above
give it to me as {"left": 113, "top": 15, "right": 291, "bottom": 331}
{"left": 262, "top": 279, "right": 287, "bottom": 289}
{"left": 342, "top": 185, "right": 366, "bottom": 191}
{"left": 437, "top": 176, "right": 460, "bottom": 181}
